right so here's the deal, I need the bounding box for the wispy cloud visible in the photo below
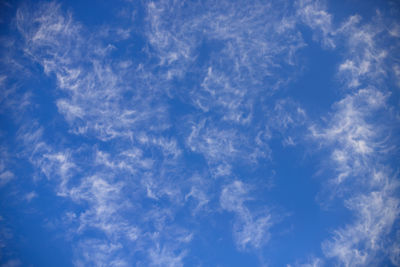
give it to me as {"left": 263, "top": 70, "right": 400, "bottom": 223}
{"left": 310, "top": 82, "right": 399, "bottom": 267}
{"left": 296, "top": 0, "right": 335, "bottom": 48}
{"left": 308, "top": 16, "right": 400, "bottom": 267}
{"left": 0, "top": 151, "right": 14, "bottom": 188}
{"left": 220, "top": 181, "right": 274, "bottom": 250}
{"left": 2, "top": 0, "right": 399, "bottom": 266}
{"left": 296, "top": 1, "right": 400, "bottom": 265}
{"left": 336, "top": 14, "right": 391, "bottom": 88}
{"left": 322, "top": 182, "right": 399, "bottom": 266}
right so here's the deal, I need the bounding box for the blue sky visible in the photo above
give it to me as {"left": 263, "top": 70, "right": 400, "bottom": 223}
{"left": 0, "top": 0, "right": 399, "bottom": 266}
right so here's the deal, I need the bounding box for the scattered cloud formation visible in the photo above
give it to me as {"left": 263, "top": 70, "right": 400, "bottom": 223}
{"left": 0, "top": 0, "right": 399, "bottom": 266}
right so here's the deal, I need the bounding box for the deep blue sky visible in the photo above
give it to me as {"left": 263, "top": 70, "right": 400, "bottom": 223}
{"left": 0, "top": 0, "right": 399, "bottom": 266}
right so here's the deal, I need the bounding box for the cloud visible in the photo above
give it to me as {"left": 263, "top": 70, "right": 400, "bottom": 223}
{"left": 310, "top": 88, "right": 388, "bottom": 184}
{"left": 220, "top": 181, "right": 273, "bottom": 250}
{"left": 309, "top": 86, "right": 399, "bottom": 266}
{"left": 73, "top": 239, "right": 128, "bottom": 267}
{"left": 322, "top": 181, "right": 399, "bottom": 265}
{"left": 336, "top": 14, "right": 390, "bottom": 88}
{"left": 146, "top": 0, "right": 305, "bottom": 109}
{"left": 287, "top": 256, "right": 323, "bottom": 267}
{"left": 148, "top": 244, "right": 186, "bottom": 267}
{"left": 11, "top": 3, "right": 187, "bottom": 264}
{"left": 0, "top": 168, "right": 14, "bottom": 187}
{"left": 3, "top": 0, "right": 399, "bottom": 266}
{"left": 16, "top": 1, "right": 169, "bottom": 142}
{"left": 297, "top": 1, "right": 400, "bottom": 90}
{"left": 5, "top": 1, "right": 308, "bottom": 264}
{"left": 309, "top": 48, "right": 399, "bottom": 267}
{"left": 296, "top": 0, "right": 335, "bottom": 48}
{"left": 302, "top": 4, "right": 400, "bottom": 264}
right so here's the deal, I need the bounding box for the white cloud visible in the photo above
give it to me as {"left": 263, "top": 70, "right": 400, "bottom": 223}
{"left": 288, "top": 256, "right": 323, "bottom": 267}
{"left": 5, "top": 1, "right": 398, "bottom": 266}
{"left": 336, "top": 14, "right": 390, "bottom": 88}
{"left": 310, "top": 82, "right": 399, "bottom": 266}
{"left": 389, "top": 230, "right": 400, "bottom": 266}
{"left": 296, "top": 0, "right": 335, "bottom": 48}
{"left": 393, "top": 64, "right": 400, "bottom": 87}
{"left": 305, "top": 7, "right": 400, "bottom": 261}
{"left": 148, "top": 245, "right": 186, "bottom": 267}
{"left": 0, "top": 171, "right": 13, "bottom": 187}
{"left": 310, "top": 88, "right": 387, "bottom": 184}
{"left": 322, "top": 183, "right": 399, "bottom": 266}
{"left": 73, "top": 239, "right": 128, "bottom": 267}
{"left": 8, "top": 1, "right": 307, "bottom": 264}
{"left": 16, "top": 2, "right": 170, "bottom": 142}
{"left": 220, "top": 181, "right": 273, "bottom": 250}
{"left": 24, "top": 191, "right": 37, "bottom": 202}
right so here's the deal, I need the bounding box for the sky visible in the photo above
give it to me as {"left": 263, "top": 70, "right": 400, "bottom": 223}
{"left": 0, "top": 0, "right": 399, "bottom": 266}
